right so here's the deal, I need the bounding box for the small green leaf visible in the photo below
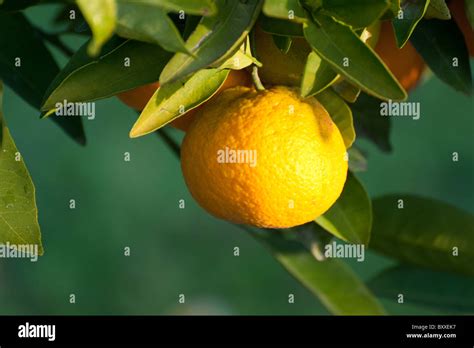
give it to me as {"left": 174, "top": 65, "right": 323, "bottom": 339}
{"left": 371, "top": 195, "right": 474, "bottom": 276}
{"left": 332, "top": 79, "right": 361, "bottom": 103}
{"left": 424, "top": 0, "right": 451, "bottom": 20}
{"left": 260, "top": 14, "right": 304, "bottom": 37}
{"left": 0, "top": 81, "right": 43, "bottom": 255}
{"left": 392, "top": 0, "right": 430, "bottom": 48}
{"left": 467, "top": 0, "right": 474, "bottom": 28}
{"left": 410, "top": 19, "right": 472, "bottom": 95}
{"left": 130, "top": 69, "right": 229, "bottom": 137}
{"left": 300, "top": 52, "right": 338, "bottom": 98}
{"left": 382, "top": 0, "right": 401, "bottom": 19}
{"left": 0, "top": 12, "right": 85, "bottom": 144}
{"left": 262, "top": 0, "right": 307, "bottom": 23}
{"left": 315, "top": 172, "right": 372, "bottom": 245}
{"left": 77, "top": 0, "right": 117, "bottom": 56}
{"left": 251, "top": 228, "right": 385, "bottom": 315}
{"left": 351, "top": 93, "right": 392, "bottom": 152}
{"left": 272, "top": 34, "right": 292, "bottom": 53}
{"left": 115, "top": 1, "right": 189, "bottom": 53}
{"left": 369, "top": 265, "right": 474, "bottom": 314}
{"left": 42, "top": 38, "right": 171, "bottom": 111}
{"left": 159, "top": 0, "right": 263, "bottom": 84}
{"left": 316, "top": 88, "right": 355, "bottom": 148}
{"left": 319, "top": 0, "right": 390, "bottom": 29}
{"left": 214, "top": 36, "right": 260, "bottom": 69}
{"left": 303, "top": 14, "right": 406, "bottom": 101}
{"left": 146, "top": 0, "right": 217, "bottom": 16}
{"left": 347, "top": 147, "right": 367, "bottom": 172}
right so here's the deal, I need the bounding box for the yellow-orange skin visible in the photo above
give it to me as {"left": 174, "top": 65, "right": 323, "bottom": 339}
{"left": 117, "top": 69, "right": 252, "bottom": 131}
{"left": 375, "top": 21, "right": 426, "bottom": 92}
{"left": 449, "top": 0, "right": 474, "bottom": 57}
{"left": 181, "top": 86, "right": 348, "bottom": 228}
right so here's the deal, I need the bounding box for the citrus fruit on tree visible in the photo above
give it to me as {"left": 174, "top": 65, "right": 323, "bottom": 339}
{"left": 181, "top": 86, "right": 348, "bottom": 228}
{"left": 374, "top": 21, "right": 426, "bottom": 92}
{"left": 449, "top": 0, "right": 474, "bottom": 56}
{"left": 117, "top": 69, "right": 252, "bottom": 131}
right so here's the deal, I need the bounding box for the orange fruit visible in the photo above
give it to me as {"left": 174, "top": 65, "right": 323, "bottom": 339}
{"left": 117, "top": 69, "right": 252, "bottom": 131}
{"left": 375, "top": 21, "right": 426, "bottom": 92}
{"left": 181, "top": 86, "right": 348, "bottom": 228}
{"left": 449, "top": 0, "right": 474, "bottom": 56}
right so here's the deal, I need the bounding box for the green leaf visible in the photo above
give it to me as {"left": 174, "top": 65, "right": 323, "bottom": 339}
{"left": 300, "top": 52, "right": 338, "bottom": 98}
{"left": 351, "top": 93, "right": 392, "bottom": 152}
{"left": 369, "top": 265, "right": 474, "bottom": 314}
{"left": 115, "top": 1, "right": 189, "bottom": 53}
{"left": 392, "top": 0, "right": 430, "bottom": 48}
{"left": 347, "top": 147, "right": 367, "bottom": 172}
{"left": 0, "top": 81, "right": 43, "bottom": 255}
{"left": 260, "top": 14, "right": 304, "bottom": 37}
{"left": 130, "top": 69, "right": 229, "bottom": 137}
{"left": 332, "top": 79, "right": 361, "bottom": 103}
{"left": 251, "top": 228, "right": 385, "bottom": 315}
{"left": 316, "top": 88, "right": 355, "bottom": 148}
{"left": 303, "top": 14, "right": 406, "bottom": 101}
{"left": 382, "top": 0, "right": 401, "bottom": 19}
{"left": 159, "top": 0, "right": 263, "bottom": 84}
{"left": 144, "top": 0, "right": 217, "bottom": 16}
{"left": 77, "top": 0, "right": 117, "bottom": 56}
{"left": 262, "top": 0, "right": 307, "bottom": 23}
{"left": 319, "top": 0, "right": 390, "bottom": 29}
{"left": 371, "top": 195, "right": 474, "bottom": 276}
{"left": 410, "top": 19, "right": 472, "bottom": 95}
{"left": 41, "top": 38, "right": 171, "bottom": 111}
{"left": 424, "top": 0, "right": 451, "bottom": 20}
{"left": 467, "top": 0, "right": 474, "bottom": 28}
{"left": 0, "top": 12, "right": 85, "bottom": 145}
{"left": 272, "top": 34, "right": 292, "bottom": 54}
{"left": 215, "top": 36, "right": 259, "bottom": 69}
{"left": 315, "top": 172, "right": 372, "bottom": 245}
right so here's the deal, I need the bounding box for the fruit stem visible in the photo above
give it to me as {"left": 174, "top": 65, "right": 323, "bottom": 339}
{"left": 251, "top": 66, "right": 266, "bottom": 91}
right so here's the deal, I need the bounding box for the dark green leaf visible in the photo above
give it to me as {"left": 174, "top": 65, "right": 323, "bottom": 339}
{"left": 77, "top": 0, "right": 117, "bottom": 56}
{"left": 272, "top": 34, "right": 292, "bottom": 53}
{"left": 115, "top": 1, "right": 189, "bottom": 53}
{"left": 371, "top": 195, "right": 474, "bottom": 276}
{"left": 332, "top": 79, "right": 361, "bottom": 103}
{"left": 42, "top": 38, "right": 171, "bottom": 111}
{"left": 130, "top": 69, "right": 229, "bottom": 137}
{"left": 160, "top": 0, "right": 263, "bottom": 84}
{"left": 410, "top": 19, "right": 472, "bottom": 94}
{"left": 304, "top": 14, "right": 406, "bottom": 101}
{"left": 300, "top": 52, "right": 338, "bottom": 98}
{"left": 319, "top": 0, "right": 390, "bottom": 29}
{"left": 315, "top": 172, "right": 372, "bottom": 245}
{"left": 0, "top": 12, "right": 85, "bottom": 144}
{"left": 424, "top": 0, "right": 451, "bottom": 20}
{"left": 369, "top": 265, "right": 474, "bottom": 314}
{"left": 351, "top": 93, "right": 392, "bottom": 152}
{"left": 316, "top": 88, "right": 355, "bottom": 148}
{"left": 260, "top": 15, "right": 304, "bottom": 37}
{"left": 392, "top": 0, "right": 429, "bottom": 48}
{"left": 262, "top": 0, "right": 307, "bottom": 23}
{"left": 251, "top": 229, "right": 385, "bottom": 314}
{"left": 0, "top": 81, "right": 43, "bottom": 255}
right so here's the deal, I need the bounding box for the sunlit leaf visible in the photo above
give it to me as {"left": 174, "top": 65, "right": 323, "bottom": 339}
{"left": 315, "top": 172, "right": 372, "bottom": 245}
{"left": 300, "top": 52, "right": 338, "bottom": 98}
{"left": 262, "top": 0, "right": 307, "bottom": 23}
{"left": 0, "top": 81, "right": 43, "bottom": 255}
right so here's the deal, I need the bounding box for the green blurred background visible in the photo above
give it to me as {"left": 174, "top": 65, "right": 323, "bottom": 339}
{"left": 0, "top": 4, "right": 472, "bottom": 315}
